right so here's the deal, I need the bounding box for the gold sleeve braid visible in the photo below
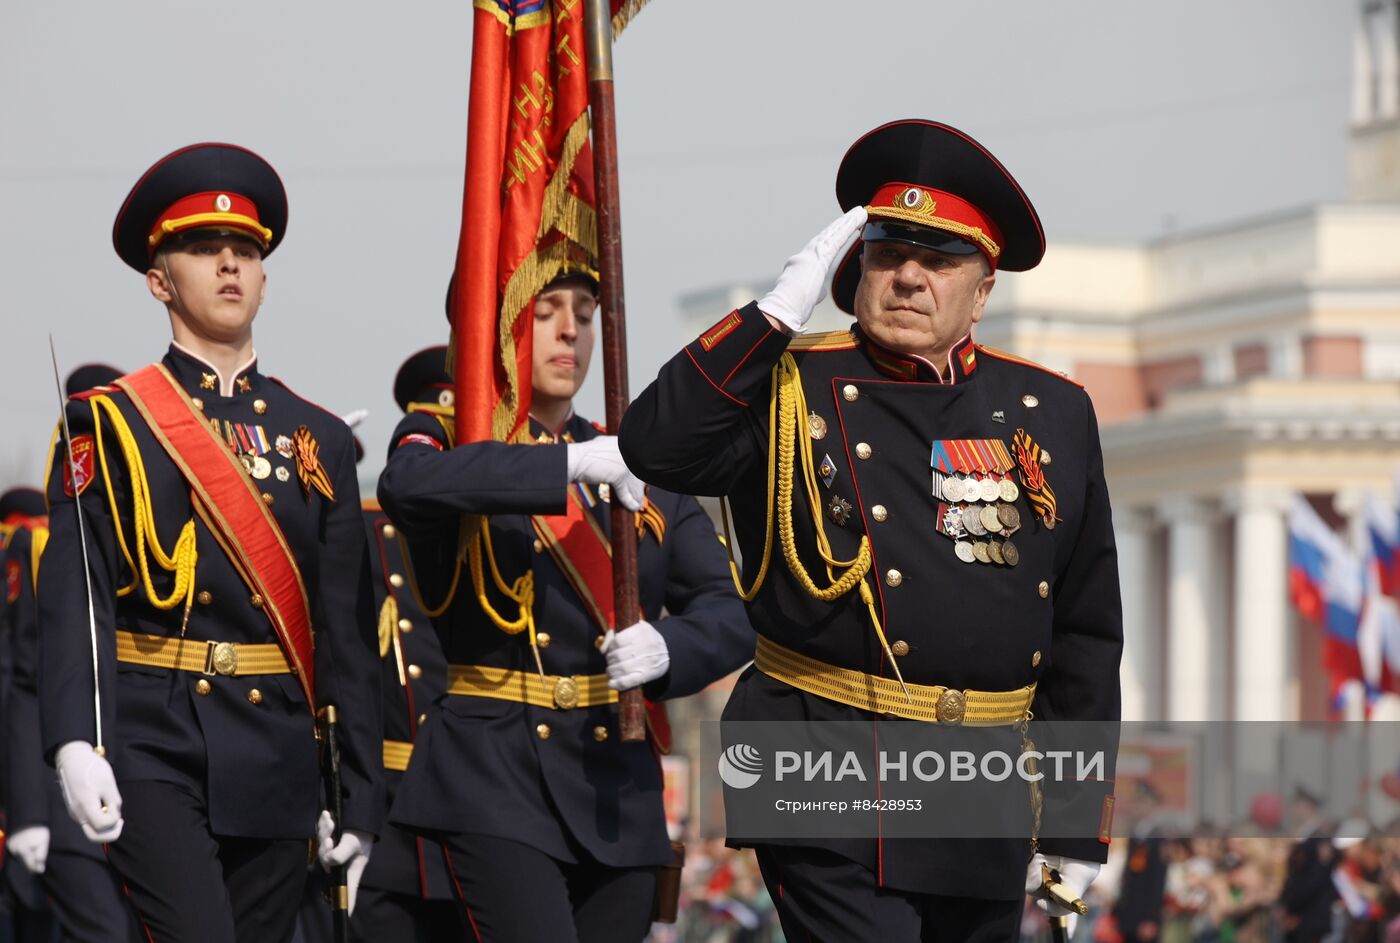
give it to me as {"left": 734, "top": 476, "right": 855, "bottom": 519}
{"left": 86, "top": 395, "right": 198, "bottom": 622}
{"left": 719, "top": 353, "right": 912, "bottom": 700}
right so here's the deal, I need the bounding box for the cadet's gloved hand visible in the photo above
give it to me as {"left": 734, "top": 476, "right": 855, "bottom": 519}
{"left": 55, "top": 740, "right": 124, "bottom": 843}
{"left": 565, "top": 437, "right": 646, "bottom": 512}
{"left": 758, "top": 206, "right": 868, "bottom": 335}
{"left": 1025, "top": 853, "right": 1100, "bottom": 939}
{"left": 317, "top": 810, "right": 374, "bottom": 914}
{"left": 601, "top": 620, "right": 670, "bottom": 690}
{"left": 8, "top": 826, "right": 50, "bottom": 874}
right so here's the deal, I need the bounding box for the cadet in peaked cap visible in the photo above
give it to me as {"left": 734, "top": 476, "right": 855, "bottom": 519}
{"left": 621, "top": 120, "right": 1122, "bottom": 941}
{"left": 40, "top": 144, "right": 382, "bottom": 943}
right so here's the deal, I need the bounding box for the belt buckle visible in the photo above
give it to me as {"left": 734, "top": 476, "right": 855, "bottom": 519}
{"left": 204, "top": 641, "right": 238, "bottom": 677}
{"left": 553, "top": 676, "right": 580, "bottom": 710}
{"left": 935, "top": 689, "right": 966, "bottom": 726}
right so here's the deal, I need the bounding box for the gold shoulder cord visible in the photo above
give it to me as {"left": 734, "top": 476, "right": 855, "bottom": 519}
{"left": 396, "top": 405, "right": 543, "bottom": 662}
{"left": 719, "top": 352, "right": 911, "bottom": 699}
{"left": 85, "top": 395, "right": 198, "bottom": 628}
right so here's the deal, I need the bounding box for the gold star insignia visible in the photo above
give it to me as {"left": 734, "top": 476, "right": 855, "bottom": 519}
{"left": 236, "top": 376, "right": 252, "bottom": 394}
{"left": 200, "top": 373, "right": 217, "bottom": 391}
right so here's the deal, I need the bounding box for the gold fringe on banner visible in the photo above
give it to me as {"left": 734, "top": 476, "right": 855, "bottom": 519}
{"left": 611, "top": 0, "right": 651, "bottom": 37}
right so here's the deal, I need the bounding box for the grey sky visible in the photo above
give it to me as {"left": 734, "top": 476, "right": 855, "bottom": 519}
{"left": 1, "top": 1, "right": 1352, "bottom": 493}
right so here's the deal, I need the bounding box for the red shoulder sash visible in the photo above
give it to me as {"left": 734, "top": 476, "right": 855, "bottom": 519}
{"left": 115, "top": 365, "right": 317, "bottom": 709}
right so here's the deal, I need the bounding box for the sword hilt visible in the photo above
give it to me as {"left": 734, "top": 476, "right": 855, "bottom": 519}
{"left": 1041, "top": 862, "right": 1088, "bottom": 915}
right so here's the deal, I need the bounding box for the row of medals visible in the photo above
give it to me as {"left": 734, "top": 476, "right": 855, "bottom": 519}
{"left": 936, "top": 472, "right": 1022, "bottom": 566}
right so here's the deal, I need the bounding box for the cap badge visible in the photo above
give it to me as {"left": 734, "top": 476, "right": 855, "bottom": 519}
{"left": 215, "top": 194, "right": 232, "bottom": 212}
{"left": 898, "top": 187, "right": 937, "bottom": 219}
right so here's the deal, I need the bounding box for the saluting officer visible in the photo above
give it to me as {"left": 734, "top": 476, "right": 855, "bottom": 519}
{"left": 38, "top": 144, "right": 382, "bottom": 943}
{"left": 377, "top": 265, "right": 754, "bottom": 942}
{"left": 4, "top": 369, "right": 144, "bottom": 943}
{"left": 619, "top": 119, "right": 1123, "bottom": 942}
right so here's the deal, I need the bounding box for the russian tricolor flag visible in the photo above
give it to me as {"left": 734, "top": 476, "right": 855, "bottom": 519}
{"left": 1288, "top": 498, "right": 1364, "bottom": 687}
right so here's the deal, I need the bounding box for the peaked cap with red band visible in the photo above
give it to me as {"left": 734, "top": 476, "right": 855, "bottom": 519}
{"left": 393, "top": 345, "right": 453, "bottom": 413}
{"left": 831, "top": 120, "right": 1045, "bottom": 315}
{"left": 0, "top": 487, "right": 46, "bottom": 521}
{"left": 113, "top": 143, "right": 288, "bottom": 273}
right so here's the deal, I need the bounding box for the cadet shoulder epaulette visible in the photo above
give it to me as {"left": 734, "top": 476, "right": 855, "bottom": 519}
{"left": 789, "top": 330, "right": 859, "bottom": 353}
{"left": 590, "top": 420, "right": 607, "bottom": 435}
{"left": 975, "top": 346, "right": 1084, "bottom": 389}
{"left": 266, "top": 377, "right": 350, "bottom": 426}
{"left": 69, "top": 384, "right": 118, "bottom": 402}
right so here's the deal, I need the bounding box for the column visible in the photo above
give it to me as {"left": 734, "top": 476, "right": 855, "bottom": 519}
{"left": 1225, "top": 488, "right": 1293, "bottom": 721}
{"left": 1381, "top": 2, "right": 1400, "bottom": 119}
{"left": 1116, "top": 507, "right": 1163, "bottom": 722}
{"left": 1160, "top": 495, "right": 1228, "bottom": 722}
{"left": 1355, "top": 13, "right": 1376, "bottom": 125}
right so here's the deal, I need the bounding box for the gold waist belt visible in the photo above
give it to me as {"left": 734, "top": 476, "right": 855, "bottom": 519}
{"left": 115, "top": 629, "right": 291, "bottom": 677}
{"left": 446, "top": 664, "right": 617, "bottom": 711}
{"left": 754, "top": 635, "right": 1034, "bottom": 726}
{"left": 383, "top": 739, "right": 413, "bottom": 772}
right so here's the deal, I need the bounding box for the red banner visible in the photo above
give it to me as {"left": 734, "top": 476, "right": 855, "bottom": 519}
{"left": 452, "top": 0, "right": 646, "bottom": 446}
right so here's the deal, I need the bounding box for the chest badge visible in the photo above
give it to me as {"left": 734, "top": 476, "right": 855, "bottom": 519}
{"left": 929, "top": 439, "right": 1022, "bottom": 567}
{"left": 827, "top": 495, "right": 853, "bottom": 527}
{"left": 1012, "top": 428, "right": 1058, "bottom": 530}
{"left": 292, "top": 425, "right": 336, "bottom": 503}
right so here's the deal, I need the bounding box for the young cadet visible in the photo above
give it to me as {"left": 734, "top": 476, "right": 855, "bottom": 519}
{"left": 377, "top": 268, "right": 754, "bottom": 942}
{"left": 5, "top": 369, "right": 144, "bottom": 943}
{"left": 619, "top": 120, "right": 1123, "bottom": 942}
{"left": 38, "top": 144, "right": 383, "bottom": 943}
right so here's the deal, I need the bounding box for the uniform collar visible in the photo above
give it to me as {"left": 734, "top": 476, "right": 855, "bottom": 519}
{"left": 528, "top": 409, "right": 581, "bottom": 444}
{"left": 855, "top": 328, "right": 979, "bottom": 385}
{"left": 164, "top": 342, "right": 260, "bottom": 399}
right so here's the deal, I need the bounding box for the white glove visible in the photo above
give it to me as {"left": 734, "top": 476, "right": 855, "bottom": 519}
{"left": 7, "top": 826, "right": 50, "bottom": 874}
{"left": 757, "top": 206, "right": 868, "bottom": 335}
{"left": 600, "top": 620, "right": 670, "bottom": 690}
{"left": 55, "top": 741, "right": 124, "bottom": 843}
{"left": 565, "top": 437, "right": 646, "bottom": 512}
{"left": 1025, "top": 853, "right": 1100, "bottom": 939}
{"left": 317, "top": 810, "right": 374, "bottom": 915}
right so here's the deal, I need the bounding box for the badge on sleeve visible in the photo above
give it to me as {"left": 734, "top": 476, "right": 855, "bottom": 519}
{"left": 62, "top": 435, "right": 96, "bottom": 497}
{"left": 5, "top": 559, "right": 20, "bottom": 604}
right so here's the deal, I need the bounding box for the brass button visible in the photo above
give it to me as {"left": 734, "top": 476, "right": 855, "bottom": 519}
{"left": 249, "top": 593, "right": 264, "bottom": 608}
{"left": 1022, "top": 394, "right": 1039, "bottom": 408}
{"left": 533, "top": 539, "right": 545, "bottom": 553}
{"left": 247, "top": 688, "right": 263, "bottom": 705}
{"left": 1031, "top": 650, "right": 1042, "bottom": 667}
{"left": 195, "top": 679, "right": 212, "bottom": 696}
{"left": 418, "top": 713, "right": 428, "bottom": 726}
{"left": 398, "top": 618, "right": 413, "bottom": 633}
{"left": 389, "top": 573, "right": 404, "bottom": 588}
{"left": 407, "top": 664, "right": 422, "bottom": 680}
{"left": 842, "top": 384, "right": 859, "bottom": 402}
{"left": 890, "top": 640, "right": 910, "bottom": 657}
{"left": 595, "top": 636, "right": 606, "bottom": 650}
{"left": 253, "top": 399, "right": 268, "bottom": 415}
{"left": 593, "top": 725, "right": 609, "bottom": 742}
{"left": 261, "top": 492, "right": 274, "bottom": 506}
{"left": 536, "top": 723, "right": 551, "bottom": 740}
{"left": 382, "top": 524, "right": 396, "bottom": 539}
{"left": 871, "top": 504, "right": 888, "bottom": 522}
{"left": 536, "top": 632, "right": 552, "bottom": 649}
{"left": 197, "top": 590, "right": 213, "bottom": 606}
{"left": 191, "top": 397, "right": 204, "bottom": 411}
{"left": 885, "top": 569, "right": 903, "bottom": 587}
{"left": 1038, "top": 581, "right": 1049, "bottom": 599}
{"left": 855, "top": 442, "right": 872, "bottom": 460}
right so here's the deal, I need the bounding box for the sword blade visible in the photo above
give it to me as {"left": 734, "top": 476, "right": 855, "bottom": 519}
{"left": 49, "top": 335, "right": 104, "bottom": 754}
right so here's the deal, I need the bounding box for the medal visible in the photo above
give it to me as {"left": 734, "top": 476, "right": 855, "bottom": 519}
{"left": 972, "top": 541, "right": 991, "bottom": 564}
{"left": 979, "top": 505, "right": 1003, "bottom": 535}
{"left": 977, "top": 477, "right": 1000, "bottom": 503}
{"left": 997, "top": 503, "right": 1021, "bottom": 530}
{"left": 240, "top": 453, "right": 255, "bottom": 474}
{"left": 1001, "top": 539, "right": 1020, "bottom": 567}
{"left": 275, "top": 465, "right": 290, "bottom": 483}
{"left": 954, "top": 541, "right": 976, "bottom": 564}
{"left": 942, "top": 506, "right": 967, "bottom": 539}
{"left": 987, "top": 540, "right": 1006, "bottom": 565}
{"left": 828, "top": 495, "right": 853, "bottom": 527}
{"left": 819, "top": 453, "right": 839, "bottom": 488}
{"left": 275, "top": 434, "right": 294, "bottom": 459}
{"left": 808, "top": 412, "right": 828, "bottom": 440}
{"left": 962, "top": 506, "right": 987, "bottom": 536}
{"left": 941, "top": 477, "right": 966, "bottom": 503}
{"left": 251, "top": 455, "right": 272, "bottom": 480}
{"left": 999, "top": 479, "right": 1019, "bottom": 503}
